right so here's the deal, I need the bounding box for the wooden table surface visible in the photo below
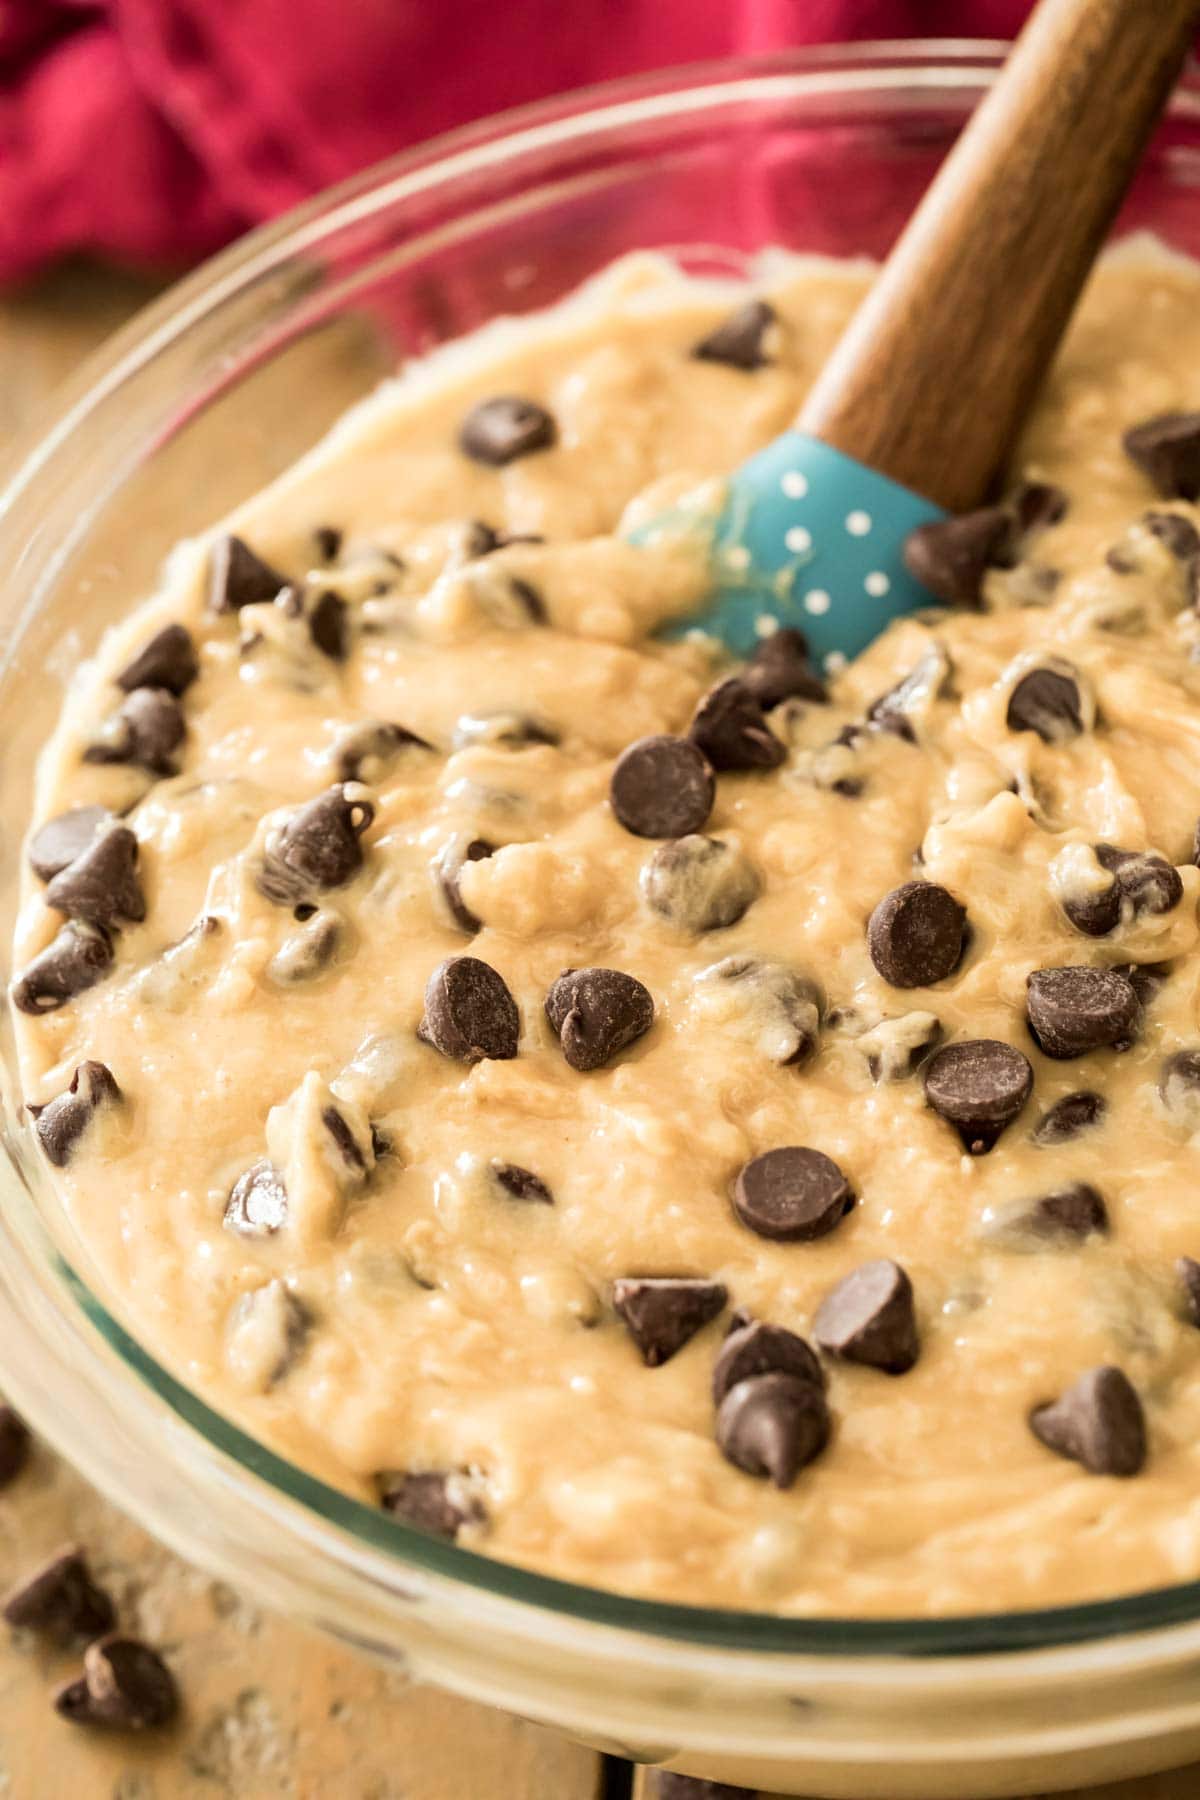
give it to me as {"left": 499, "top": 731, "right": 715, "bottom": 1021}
{"left": 0, "top": 260, "right": 1197, "bottom": 1800}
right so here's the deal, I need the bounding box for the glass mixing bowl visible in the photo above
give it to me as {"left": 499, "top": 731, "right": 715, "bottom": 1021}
{"left": 3, "top": 45, "right": 1200, "bottom": 1800}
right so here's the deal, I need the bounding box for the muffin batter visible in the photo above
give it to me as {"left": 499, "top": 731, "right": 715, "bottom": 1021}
{"left": 14, "top": 247, "right": 1200, "bottom": 1618}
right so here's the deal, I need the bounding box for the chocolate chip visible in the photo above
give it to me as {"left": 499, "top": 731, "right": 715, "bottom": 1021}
{"left": 1158, "top": 1048, "right": 1200, "bottom": 1130}
{"left": 490, "top": 1161, "right": 553, "bottom": 1205}
{"left": 227, "top": 1281, "right": 312, "bottom": 1389}
{"left": 692, "top": 299, "right": 778, "bottom": 371}
{"left": 1116, "top": 960, "right": 1172, "bottom": 1008}
{"left": 459, "top": 395, "right": 556, "bottom": 466}
{"left": 434, "top": 835, "right": 495, "bottom": 933}
{"left": 378, "top": 1470, "right": 483, "bottom": 1540}
{"left": 867, "top": 645, "right": 951, "bottom": 741}
{"left": 867, "top": 881, "right": 966, "bottom": 988}
{"left": 1010, "top": 479, "right": 1069, "bottom": 539}
{"left": 732, "top": 1147, "right": 854, "bottom": 1242}
{"left": 419, "top": 955, "right": 519, "bottom": 1062}
{"left": 712, "top": 1319, "right": 823, "bottom": 1404}
{"left": 323, "top": 1104, "right": 369, "bottom": 1176}
{"left": 314, "top": 525, "right": 342, "bottom": 562}
{"left": 689, "top": 678, "right": 786, "bottom": 772}
{"left": 267, "top": 910, "right": 341, "bottom": 984}
{"left": 13, "top": 918, "right": 113, "bottom": 1015}
{"left": 85, "top": 687, "right": 186, "bottom": 775}
{"left": 742, "top": 629, "right": 826, "bottom": 707}
{"left": 45, "top": 825, "right": 145, "bottom": 931}
{"left": 859, "top": 1011, "right": 943, "bottom": 1083}
{"left": 334, "top": 719, "right": 432, "bottom": 782}
{"left": 28, "top": 806, "right": 113, "bottom": 883}
{"left": 813, "top": 1259, "right": 919, "bottom": 1373}
{"left": 544, "top": 966, "right": 654, "bottom": 1072}
{"left": 55, "top": 1634, "right": 179, "bottom": 1731}
{"left": 30, "top": 1061, "right": 121, "bottom": 1168}
{"left": 1063, "top": 846, "right": 1182, "bottom": 937}
{"left": 464, "top": 520, "right": 546, "bottom": 558}
{"left": 1030, "top": 1365, "right": 1146, "bottom": 1476}
{"left": 1026, "top": 966, "right": 1140, "bottom": 1059}
{"left": 612, "top": 1277, "right": 727, "bottom": 1367}
{"left": 902, "top": 506, "right": 1013, "bottom": 606}
{"left": 1123, "top": 411, "right": 1200, "bottom": 499}
{"left": 1021, "top": 1182, "right": 1109, "bottom": 1242}
{"left": 693, "top": 956, "right": 821, "bottom": 1067}
{"left": 258, "top": 785, "right": 374, "bottom": 904}
{"left": 452, "top": 711, "right": 559, "bottom": 750}
{"left": 640, "top": 834, "right": 760, "bottom": 933}
{"left": 224, "top": 1161, "right": 288, "bottom": 1237}
{"left": 3, "top": 1548, "right": 115, "bottom": 1644}
{"left": 654, "top": 1779, "right": 759, "bottom": 1800}
{"left": 208, "top": 533, "right": 287, "bottom": 613}
{"left": 0, "top": 1408, "right": 30, "bottom": 1490}
{"left": 1006, "top": 663, "right": 1087, "bottom": 742}
{"left": 923, "top": 1039, "right": 1033, "bottom": 1153}
{"left": 1144, "top": 508, "right": 1200, "bottom": 562}
{"left": 115, "top": 623, "right": 199, "bottom": 696}
{"left": 1031, "top": 1090, "right": 1106, "bottom": 1145}
{"left": 610, "top": 735, "right": 714, "bottom": 839}
{"left": 715, "top": 1371, "right": 830, "bottom": 1488}
{"left": 1178, "top": 1256, "right": 1200, "bottom": 1326}
{"left": 308, "top": 590, "right": 348, "bottom": 660}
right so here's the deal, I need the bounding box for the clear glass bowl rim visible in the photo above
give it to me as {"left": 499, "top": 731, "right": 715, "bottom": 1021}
{"left": 7, "top": 40, "right": 1200, "bottom": 1666}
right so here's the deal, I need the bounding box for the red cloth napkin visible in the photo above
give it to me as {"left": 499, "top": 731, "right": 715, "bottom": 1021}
{"left": 0, "top": 1, "right": 1032, "bottom": 284}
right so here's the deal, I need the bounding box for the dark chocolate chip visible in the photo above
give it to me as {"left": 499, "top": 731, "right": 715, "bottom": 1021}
{"left": 732, "top": 1147, "right": 854, "bottom": 1242}
{"left": 640, "top": 834, "right": 760, "bottom": 933}
{"left": 506, "top": 577, "right": 547, "bottom": 625}
{"left": 335, "top": 719, "right": 432, "bottom": 782}
{"left": 1026, "top": 965, "right": 1140, "bottom": 1059}
{"left": 610, "top": 735, "right": 714, "bottom": 839}
{"left": 689, "top": 678, "right": 786, "bottom": 773}
{"left": 1064, "top": 846, "right": 1182, "bottom": 937}
{"left": 435, "top": 835, "right": 495, "bottom": 933}
{"left": 1144, "top": 508, "right": 1200, "bottom": 562}
{"left": 612, "top": 1277, "right": 727, "bottom": 1367}
{"left": 715, "top": 1371, "right": 830, "bottom": 1488}
{"left": 459, "top": 395, "right": 556, "bottom": 466}
{"left": 698, "top": 956, "right": 821, "bottom": 1067}
{"left": 3, "top": 1548, "right": 115, "bottom": 1644}
{"left": 1029, "top": 1365, "right": 1146, "bottom": 1476}
{"left": 44, "top": 825, "right": 145, "bottom": 931}
{"left": 0, "top": 1408, "right": 30, "bottom": 1491}
{"left": 85, "top": 687, "right": 186, "bottom": 775}
{"left": 1123, "top": 411, "right": 1200, "bottom": 500}
{"left": 258, "top": 785, "right": 374, "bottom": 904}
{"left": 28, "top": 806, "right": 113, "bottom": 884}
{"left": 419, "top": 955, "right": 519, "bottom": 1063}
{"left": 692, "top": 299, "right": 778, "bottom": 372}
{"left": 1114, "top": 960, "right": 1172, "bottom": 1008}
{"left": 323, "top": 1105, "right": 368, "bottom": 1176}
{"left": 208, "top": 533, "right": 287, "bottom": 614}
{"left": 1010, "top": 479, "right": 1069, "bottom": 539}
{"left": 115, "top": 623, "right": 199, "bottom": 696}
{"left": 224, "top": 1161, "right": 288, "bottom": 1237}
{"left": 267, "top": 910, "right": 341, "bottom": 984}
{"left": 55, "top": 1634, "right": 179, "bottom": 1731}
{"left": 1178, "top": 1256, "right": 1200, "bottom": 1326}
{"left": 308, "top": 590, "right": 349, "bottom": 660}
{"left": 12, "top": 923, "right": 113, "bottom": 1015}
{"left": 1031, "top": 1090, "right": 1106, "bottom": 1146}
{"left": 490, "top": 1161, "right": 553, "bottom": 1205}
{"left": 1021, "top": 1182, "right": 1109, "bottom": 1242}
{"left": 1158, "top": 1048, "right": 1200, "bottom": 1129}
{"left": 451, "top": 711, "right": 559, "bottom": 750}
{"left": 378, "top": 1470, "right": 483, "bottom": 1540}
{"left": 1006, "top": 665, "right": 1085, "bottom": 742}
{"left": 923, "top": 1039, "right": 1034, "bottom": 1153}
{"left": 30, "top": 1061, "right": 121, "bottom": 1168}
{"left": 711, "top": 1319, "right": 823, "bottom": 1404}
{"left": 861, "top": 1011, "right": 943, "bottom": 1083}
{"left": 867, "top": 646, "right": 951, "bottom": 741}
{"left": 314, "top": 525, "right": 342, "bottom": 562}
{"left": 742, "top": 628, "right": 826, "bottom": 707}
{"left": 464, "top": 520, "right": 546, "bottom": 558}
{"left": 866, "top": 880, "right": 966, "bottom": 988}
{"left": 902, "top": 506, "right": 1013, "bottom": 606}
{"left": 544, "top": 966, "right": 654, "bottom": 1072}
{"left": 813, "top": 1259, "right": 919, "bottom": 1374}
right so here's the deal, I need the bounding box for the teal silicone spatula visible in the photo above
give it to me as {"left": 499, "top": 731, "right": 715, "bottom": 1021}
{"left": 668, "top": 0, "right": 1200, "bottom": 666}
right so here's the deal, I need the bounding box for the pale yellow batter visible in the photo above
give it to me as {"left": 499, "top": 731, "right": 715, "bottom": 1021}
{"left": 14, "top": 247, "right": 1200, "bottom": 1618}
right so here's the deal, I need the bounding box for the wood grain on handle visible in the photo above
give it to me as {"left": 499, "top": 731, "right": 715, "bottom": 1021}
{"left": 798, "top": 0, "right": 1200, "bottom": 513}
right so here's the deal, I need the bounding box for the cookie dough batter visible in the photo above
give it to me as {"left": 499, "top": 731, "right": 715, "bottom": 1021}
{"left": 15, "top": 246, "right": 1200, "bottom": 1617}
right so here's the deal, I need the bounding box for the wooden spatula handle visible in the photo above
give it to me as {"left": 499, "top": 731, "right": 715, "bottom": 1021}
{"left": 798, "top": 0, "right": 1200, "bottom": 513}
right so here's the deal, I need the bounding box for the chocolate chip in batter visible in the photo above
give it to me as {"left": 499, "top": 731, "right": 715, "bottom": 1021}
{"left": 85, "top": 687, "right": 186, "bottom": 775}
{"left": 1030, "top": 1365, "right": 1146, "bottom": 1476}
{"left": 1144, "top": 507, "right": 1200, "bottom": 564}
{"left": 452, "top": 710, "right": 559, "bottom": 750}
{"left": 610, "top": 735, "right": 714, "bottom": 839}
{"left": 688, "top": 678, "right": 786, "bottom": 772}
{"left": 267, "top": 909, "right": 342, "bottom": 984}
{"left": 923, "top": 1039, "right": 1033, "bottom": 1153}
{"left": 867, "top": 881, "right": 967, "bottom": 988}
{"left": 1115, "top": 960, "right": 1172, "bottom": 1009}
{"left": 1062, "top": 846, "right": 1183, "bottom": 938}
{"left": 1123, "top": 411, "right": 1200, "bottom": 500}
{"left": 420, "top": 955, "right": 520, "bottom": 1062}
{"left": 711, "top": 1319, "right": 823, "bottom": 1405}
{"left": 378, "top": 1470, "right": 484, "bottom": 1540}
{"left": 490, "top": 1161, "right": 553, "bottom": 1205}
{"left": 902, "top": 506, "right": 1013, "bottom": 607}
{"left": 1010, "top": 478, "right": 1069, "bottom": 540}
{"left": 813, "top": 1259, "right": 919, "bottom": 1374}
{"left": 2, "top": 1547, "right": 115, "bottom": 1644}
{"left": 258, "top": 785, "right": 374, "bottom": 904}
{"left": 434, "top": 834, "right": 495, "bottom": 933}
{"left": 694, "top": 956, "right": 821, "bottom": 1067}
{"left": 308, "top": 590, "right": 349, "bottom": 660}
{"left": 858, "top": 1011, "right": 943, "bottom": 1083}
{"left": 0, "top": 1408, "right": 30, "bottom": 1491}
{"left": 613, "top": 1277, "right": 727, "bottom": 1367}
{"left": 29, "top": 1061, "right": 121, "bottom": 1168}
{"left": 334, "top": 719, "right": 432, "bottom": 783}
{"left": 1005, "top": 662, "right": 1087, "bottom": 743}
{"left": 732, "top": 1147, "right": 854, "bottom": 1242}
{"left": 640, "top": 834, "right": 760, "bottom": 933}
{"left": 1021, "top": 1182, "right": 1109, "bottom": 1242}
{"left": 692, "top": 299, "right": 778, "bottom": 371}
{"left": 1031, "top": 1090, "right": 1106, "bottom": 1146}
{"left": 28, "top": 806, "right": 114, "bottom": 884}
{"left": 1158, "top": 1049, "right": 1200, "bottom": 1131}
{"left": 45, "top": 825, "right": 145, "bottom": 931}
{"left": 12, "top": 922, "right": 114, "bottom": 1015}
{"left": 742, "top": 628, "right": 826, "bottom": 707}
{"left": 867, "top": 644, "right": 952, "bottom": 742}
{"left": 224, "top": 1160, "right": 288, "bottom": 1237}
{"left": 1026, "top": 966, "right": 1140, "bottom": 1060}
{"left": 1177, "top": 1256, "right": 1200, "bottom": 1327}
{"left": 313, "top": 524, "right": 342, "bottom": 562}
{"left": 464, "top": 519, "right": 546, "bottom": 558}
{"left": 459, "top": 395, "right": 556, "bottom": 466}
{"left": 208, "top": 533, "right": 287, "bottom": 614}
{"left": 544, "top": 966, "right": 654, "bottom": 1072}
{"left": 323, "top": 1104, "right": 371, "bottom": 1178}
{"left": 114, "top": 622, "right": 199, "bottom": 697}
{"left": 55, "top": 1635, "right": 179, "bottom": 1731}
{"left": 715, "top": 1371, "right": 830, "bottom": 1489}
{"left": 228, "top": 1281, "right": 312, "bottom": 1388}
